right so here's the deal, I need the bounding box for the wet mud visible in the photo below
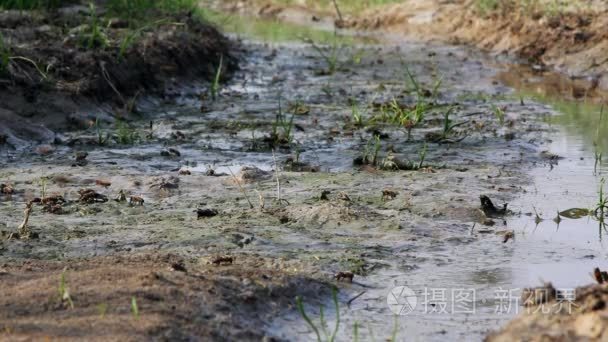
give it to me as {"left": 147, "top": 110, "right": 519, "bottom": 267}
{"left": 0, "top": 4, "right": 235, "bottom": 149}
{"left": 4, "top": 3, "right": 608, "bottom": 340}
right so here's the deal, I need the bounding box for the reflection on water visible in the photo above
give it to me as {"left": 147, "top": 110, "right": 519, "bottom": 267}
{"left": 504, "top": 74, "right": 608, "bottom": 289}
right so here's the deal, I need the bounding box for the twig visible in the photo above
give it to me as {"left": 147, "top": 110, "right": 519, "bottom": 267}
{"left": 272, "top": 150, "right": 281, "bottom": 202}
{"left": 10, "top": 201, "right": 34, "bottom": 240}
{"left": 254, "top": 189, "right": 265, "bottom": 210}
{"left": 347, "top": 290, "right": 366, "bottom": 307}
{"left": 272, "top": 150, "right": 289, "bottom": 206}
{"left": 227, "top": 167, "right": 254, "bottom": 209}
{"left": 9, "top": 56, "right": 48, "bottom": 80}
{"left": 332, "top": 0, "right": 343, "bottom": 22}
{"left": 100, "top": 61, "right": 126, "bottom": 106}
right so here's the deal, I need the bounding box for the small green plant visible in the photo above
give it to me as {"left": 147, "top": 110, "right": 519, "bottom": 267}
{"left": 595, "top": 178, "right": 608, "bottom": 217}
{"left": 115, "top": 120, "right": 139, "bottom": 145}
{"left": 270, "top": 94, "right": 295, "bottom": 146}
{"left": 107, "top": 0, "right": 198, "bottom": 25}
{"left": 118, "top": 19, "right": 172, "bottom": 60}
{"left": 389, "top": 99, "right": 426, "bottom": 141}
{"left": 38, "top": 176, "right": 48, "bottom": 198}
{"left": 362, "top": 135, "right": 382, "bottom": 166}
{"left": 418, "top": 143, "right": 427, "bottom": 169}
{"left": 131, "top": 296, "right": 139, "bottom": 319}
{"left": 97, "top": 303, "right": 108, "bottom": 318}
{"left": 0, "top": 33, "right": 9, "bottom": 74}
{"left": 94, "top": 118, "right": 110, "bottom": 145}
{"left": 491, "top": 104, "right": 505, "bottom": 125}
{"left": 210, "top": 55, "right": 223, "bottom": 100}
{"left": 82, "top": 2, "right": 108, "bottom": 50}
{"left": 296, "top": 286, "right": 340, "bottom": 342}
{"left": 351, "top": 102, "right": 366, "bottom": 128}
{"left": 439, "top": 107, "right": 468, "bottom": 141}
{"left": 305, "top": 35, "right": 341, "bottom": 75}
{"left": 58, "top": 270, "right": 74, "bottom": 309}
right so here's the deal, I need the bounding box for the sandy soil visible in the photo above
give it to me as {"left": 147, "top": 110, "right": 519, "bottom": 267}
{"left": 0, "top": 253, "right": 326, "bottom": 341}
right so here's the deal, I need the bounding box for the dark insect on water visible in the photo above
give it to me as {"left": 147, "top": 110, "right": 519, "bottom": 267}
{"left": 480, "top": 195, "right": 508, "bottom": 217}
{"left": 211, "top": 256, "right": 234, "bottom": 265}
{"left": 197, "top": 208, "right": 218, "bottom": 219}
{"left": 335, "top": 271, "right": 354, "bottom": 283}
{"left": 594, "top": 267, "right": 608, "bottom": 284}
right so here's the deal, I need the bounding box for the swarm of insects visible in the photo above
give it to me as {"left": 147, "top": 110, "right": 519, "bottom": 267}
{"left": 335, "top": 271, "right": 354, "bottom": 283}
{"left": 211, "top": 256, "right": 234, "bottom": 266}
{"left": 129, "top": 195, "right": 144, "bottom": 206}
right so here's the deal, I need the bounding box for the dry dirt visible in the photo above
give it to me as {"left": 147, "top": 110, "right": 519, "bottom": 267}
{"left": 487, "top": 283, "right": 608, "bottom": 341}
{"left": 0, "top": 253, "right": 326, "bottom": 341}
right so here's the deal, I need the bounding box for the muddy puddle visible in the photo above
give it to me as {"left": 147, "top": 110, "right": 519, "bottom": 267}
{"left": 1, "top": 12, "right": 606, "bottom": 341}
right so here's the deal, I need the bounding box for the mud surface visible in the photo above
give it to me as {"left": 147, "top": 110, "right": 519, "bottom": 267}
{"left": 211, "top": 0, "right": 608, "bottom": 94}
{"left": 4, "top": 5, "right": 608, "bottom": 341}
{"left": 1, "top": 26, "right": 565, "bottom": 339}
{"left": 0, "top": 4, "right": 235, "bottom": 149}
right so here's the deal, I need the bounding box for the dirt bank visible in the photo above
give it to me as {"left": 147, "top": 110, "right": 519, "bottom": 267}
{"left": 0, "top": 2, "right": 236, "bottom": 149}
{"left": 210, "top": 0, "right": 608, "bottom": 96}
{"left": 0, "top": 252, "right": 327, "bottom": 340}
{"left": 487, "top": 281, "right": 608, "bottom": 341}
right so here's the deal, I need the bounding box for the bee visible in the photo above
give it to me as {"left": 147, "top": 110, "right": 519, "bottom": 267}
{"left": 503, "top": 231, "right": 515, "bottom": 243}
{"left": 382, "top": 189, "right": 398, "bottom": 201}
{"left": 95, "top": 179, "right": 112, "bottom": 188}
{"left": 43, "top": 203, "right": 63, "bottom": 215}
{"left": 0, "top": 183, "right": 14, "bottom": 195}
{"left": 78, "top": 189, "right": 108, "bottom": 203}
{"left": 42, "top": 194, "right": 66, "bottom": 205}
{"left": 196, "top": 208, "right": 218, "bottom": 219}
{"left": 480, "top": 195, "right": 508, "bottom": 217}
{"left": 178, "top": 169, "right": 191, "bottom": 176}
{"left": 211, "top": 256, "right": 234, "bottom": 266}
{"left": 338, "top": 192, "right": 351, "bottom": 202}
{"left": 335, "top": 271, "right": 354, "bottom": 283}
{"left": 129, "top": 195, "right": 145, "bottom": 206}
{"left": 75, "top": 151, "right": 88, "bottom": 161}
{"left": 593, "top": 267, "right": 608, "bottom": 284}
